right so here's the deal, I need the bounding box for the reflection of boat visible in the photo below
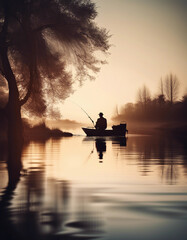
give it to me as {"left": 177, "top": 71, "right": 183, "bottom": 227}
{"left": 82, "top": 124, "right": 128, "bottom": 137}
{"left": 112, "top": 137, "right": 127, "bottom": 146}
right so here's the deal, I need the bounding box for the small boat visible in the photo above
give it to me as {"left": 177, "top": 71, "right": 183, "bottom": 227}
{"left": 82, "top": 123, "right": 128, "bottom": 137}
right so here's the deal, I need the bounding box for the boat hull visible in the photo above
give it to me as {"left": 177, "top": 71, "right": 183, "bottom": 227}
{"left": 82, "top": 127, "right": 127, "bottom": 137}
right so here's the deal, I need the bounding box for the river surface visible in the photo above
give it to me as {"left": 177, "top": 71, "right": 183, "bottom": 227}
{"left": 0, "top": 134, "right": 187, "bottom": 240}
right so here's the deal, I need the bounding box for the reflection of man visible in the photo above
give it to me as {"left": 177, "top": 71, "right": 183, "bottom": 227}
{"left": 95, "top": 138, "right": 106, "bottom": 160}
{"left": 95, "top": 113, "right": 107, "bottom": 130}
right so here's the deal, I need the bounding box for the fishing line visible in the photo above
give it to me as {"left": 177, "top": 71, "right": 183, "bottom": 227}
{"left": 70, "top": 100, "right": 95, "bottom": 127}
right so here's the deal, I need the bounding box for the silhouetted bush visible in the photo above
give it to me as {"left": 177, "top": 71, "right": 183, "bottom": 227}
{"left": 23, "top": 122, "right": 73, "bottom": 141}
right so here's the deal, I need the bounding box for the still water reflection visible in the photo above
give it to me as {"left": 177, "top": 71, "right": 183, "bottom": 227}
{"left": 0, "top": 135, "right": 187, "bottom": 240}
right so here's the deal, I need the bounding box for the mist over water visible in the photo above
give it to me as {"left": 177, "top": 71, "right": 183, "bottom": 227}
{"left": 0, "top": 134, "right": 187, "bottom": 240}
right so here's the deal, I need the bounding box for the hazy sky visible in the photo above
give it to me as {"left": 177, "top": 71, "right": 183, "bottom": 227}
{"left": 60, "top": 0, "right": 187, "bottom": 125}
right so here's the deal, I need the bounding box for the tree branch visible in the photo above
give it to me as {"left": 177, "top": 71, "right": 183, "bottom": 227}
{"left": 0, "top": 5, "right": 20, "bottom": 103}
{"left": 19, "top": 66, "right": 35, "bottom": 106}
{"left": 0, "top": 67, "right": 5, "bottom": 77}
{"left": 34, "top": 23, "right": 56, "bottom": 32}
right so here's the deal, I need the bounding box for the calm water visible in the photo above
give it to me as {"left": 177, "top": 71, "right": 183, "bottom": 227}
{"left": 0, "top": 134, "right": 187, "bottom": 240}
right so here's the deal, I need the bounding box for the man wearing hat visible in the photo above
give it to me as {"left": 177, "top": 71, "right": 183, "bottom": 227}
{"left": 95, "top": 112, "right": 107, "bottom": 130}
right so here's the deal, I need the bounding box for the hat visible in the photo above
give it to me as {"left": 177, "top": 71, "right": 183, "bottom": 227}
{"left": 99, "top": 112, "right": 103, "bottom": 116}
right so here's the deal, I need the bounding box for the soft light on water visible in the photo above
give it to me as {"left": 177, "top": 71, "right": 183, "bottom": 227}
{"left": 0, "top": 134, "right": 187, "bottom": 240}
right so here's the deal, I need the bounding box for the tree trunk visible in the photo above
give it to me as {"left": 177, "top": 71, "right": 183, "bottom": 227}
{"left": 0, "top": 45, "right": 23, "bottom": 167}
{"left": 7, "top": 99, "right": 23, "bottom": 163}
{"left": 6, "top": 86, "right": 23, "bottom": 183}
{"left": 0, "top": 5, "right": 23, "bottom": 178}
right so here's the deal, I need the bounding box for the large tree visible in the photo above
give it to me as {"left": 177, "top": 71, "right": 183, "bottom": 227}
{"left": 137, "top": 85, "right": 151, "bottom": 110}
{"left": 164, "top": 73, "right": 179, "bottom": 104}
{"left": 0, "top": 0, "right": 109, "bottom": 150}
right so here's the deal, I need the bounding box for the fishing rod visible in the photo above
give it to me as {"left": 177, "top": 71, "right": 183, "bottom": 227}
{"left": 71, "top": 101, "right": 95, "bottom": 127}
{"left": 80, "top": 106, "right": 95, "bottom": 127}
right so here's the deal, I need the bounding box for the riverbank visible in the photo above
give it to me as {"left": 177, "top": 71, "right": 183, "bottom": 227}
{"left": 126, "top": 121, "right": 187, "bottom": 139}
{"left": 0, "top": 120, "right": 73, "bottom": 142}
{"left": 23, "top": 122, "right": 73, "bottom": 141}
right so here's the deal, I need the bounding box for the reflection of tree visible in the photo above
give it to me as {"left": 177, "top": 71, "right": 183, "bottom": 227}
{"left": 0, "top": 161, "right": 70, "bottom": 239}
{"left": 164, "top": 160, "right": 177, "bottom": 184}
{"left": 124, "top": 135, "right": 186, "bottom": 182}
{"left": 160, "top": 138, "right": 178, "bottom": 184}
{"left": 138, "top": 142, "right": 152, "bottom": 176}
{"left": 181, "top": 139, "right": 187, "bottom": 176}
{"left": 0, "top": 144, "right": 22, "bottom": 239}
{"left": 0, "top": 138, "right": 107, "bottom": 239}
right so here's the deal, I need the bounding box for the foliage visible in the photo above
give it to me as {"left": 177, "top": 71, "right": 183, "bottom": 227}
{"left": 0, "top": 0, "right": 110, "bottom": 117}
{"left": 113, "top": 74, "right": 186, "bottom": 123}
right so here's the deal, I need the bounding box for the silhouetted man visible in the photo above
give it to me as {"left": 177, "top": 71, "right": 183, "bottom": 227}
{"left": 95, "top": 112, "right": 107, "bottom": 130}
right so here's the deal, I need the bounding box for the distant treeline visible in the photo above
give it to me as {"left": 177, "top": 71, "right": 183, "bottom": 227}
{"left": 113, "top": 74, "right": 187, "bottom": 123}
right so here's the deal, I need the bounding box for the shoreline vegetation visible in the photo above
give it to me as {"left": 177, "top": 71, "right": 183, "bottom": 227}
{"left": 0, "top": 118, "right": 73, "bottom": 142}
{"left": 112, "top": 74, "right": 187, "bottom": 140}
{"left": 0, "top": 117, "right": 186, "bottom": 144}
{"left": 23, "top": 121, "right": 73, "bottom": 141}
{"left": 121, "top": 121, "right": 187, "bottom": 138}
{"left": 0, "top": 117, "right": 186, "bottom": 143}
